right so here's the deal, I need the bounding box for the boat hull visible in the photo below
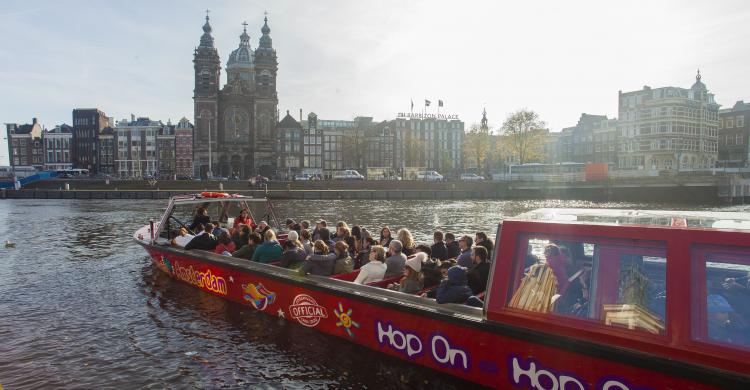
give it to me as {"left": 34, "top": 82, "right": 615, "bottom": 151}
{"left": 141, "top": 243, "right": 740, "bottom": 389}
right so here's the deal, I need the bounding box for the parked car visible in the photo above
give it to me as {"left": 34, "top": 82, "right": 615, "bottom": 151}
{"left": 460, "top": 173, "right": 485, "bottom": 181}
{"left": 416, "top": 171, "right": 444, "bottom": 181}
{"left": 333, "top": 169, "right": 365, "bottom": 180}
{"left": 294, "top": 173, "right": 314, "bottom": 181}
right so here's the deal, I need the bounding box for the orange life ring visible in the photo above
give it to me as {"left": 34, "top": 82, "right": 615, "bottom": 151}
{"left": 200, "top": 192, "right": 230, "bottom": 198}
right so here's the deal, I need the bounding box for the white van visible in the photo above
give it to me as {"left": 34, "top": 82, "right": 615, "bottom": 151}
{"left": 333, "top": 169, "right": 365, "bottom": 180}
{"left": 416, "top": 171, "right": 444, "bottom": 181}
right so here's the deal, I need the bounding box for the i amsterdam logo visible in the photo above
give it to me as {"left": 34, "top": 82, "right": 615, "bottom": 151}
{"left": 289, "top": 294, "right": 328, "bottom": 327}
{"left": 397, "top": 112, "right": 459, "bottom": 120}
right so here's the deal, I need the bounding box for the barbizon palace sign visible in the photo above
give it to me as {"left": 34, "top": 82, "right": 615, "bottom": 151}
{"left": 397, "top": 112, "right": 459, "bottom": 120}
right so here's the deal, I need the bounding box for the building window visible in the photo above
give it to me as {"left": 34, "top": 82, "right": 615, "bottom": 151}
{"left": 738, "top": 116, "right": 745, "bottom": 128}
{"left": 726, "top": 118, "right": 734, "bottom": 129}
{"left": 692, "top": 245, "right": 750, "bottom": 350}
{"left": 508, "top": 236, "right": 667, "bottom": 336}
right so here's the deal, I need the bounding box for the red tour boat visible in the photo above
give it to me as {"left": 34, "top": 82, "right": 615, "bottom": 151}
{"left": 135, "top": 194, "right": 750, "bottom": 389}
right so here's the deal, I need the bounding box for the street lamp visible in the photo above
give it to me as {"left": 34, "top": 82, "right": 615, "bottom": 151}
{"left": 197, "top": 112, "right": 213, "bottom": 179}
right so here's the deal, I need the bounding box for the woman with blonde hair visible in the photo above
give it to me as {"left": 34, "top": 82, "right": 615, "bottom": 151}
{"left": 251, "top": 229, "right": 282, "bottom": 263}
{"left": 397, "top": 228, "right": 416, "bottom": 256}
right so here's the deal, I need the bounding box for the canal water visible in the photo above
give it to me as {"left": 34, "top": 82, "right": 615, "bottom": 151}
{"left": 0, "top": 199, "right": 747, "bottom": 389}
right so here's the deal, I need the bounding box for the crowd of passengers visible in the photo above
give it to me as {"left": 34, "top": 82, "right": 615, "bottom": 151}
{"left": 172, "top": 207, "right": 493, "bottom": 307}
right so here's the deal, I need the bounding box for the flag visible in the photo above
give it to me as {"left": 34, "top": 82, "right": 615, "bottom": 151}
{"left": 425, "top": 99, "right": 431, "bottom": 106}
{"left": 411, "top": 99, "right": 414, "bottom": 111}
{"left": 438, "top": 100, "right": 444, "bottom": 107}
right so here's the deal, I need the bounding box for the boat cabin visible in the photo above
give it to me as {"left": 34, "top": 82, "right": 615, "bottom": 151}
{"left": 153, "top": 193, "right": 284, "bottom": 243}
{"left": 488, "top": 208, "right": 750, "bottom": 379}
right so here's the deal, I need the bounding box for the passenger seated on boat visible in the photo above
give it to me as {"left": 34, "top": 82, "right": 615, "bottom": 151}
{"left": 415, "top": 244, "right": 432, "bottom": 259}
{"left": 424, "top": 260, "right": 457, "bottom": 299}
{"left": 189, "top": 207, "right": 211, "bottom": 232}
{"left": 445, "top": 233, "right": 460, "bottom": 260}
{"left": 467, "top": 246, "right": 491, "bottom": 295}
{"left": 312, "top": 219, "right": 327, "bottom": 241}
{"left": 185, "top": 223, "right": 218, "bottom": 251}
{"left": 232, "top": 225, "right": 251, "bottom": 250}
{"left": 331, "top": 241, "right": 354, "bottom": 274}
{"left": 379, "top": 226, "right": 393, "bottom": 248}
{"left": 300, "top": 229, "right": 313, "bottom": 255}
{"left": 431, "top": 231, "right": 448, "bottom": 261}
{"left": 211, "top": 221, "right": 226, "bottom": 237}
{"left": 388, "top": 252, "right": 426, "bottom": 294}
{"left": 355, "top": 228, "right": 375, "bottom": 268}
{"left": 231, "top": 232, "right": 262, "bottom": 260}
{"left": 255, "top": 221, "right": 271, "bottom": 241}
{"left": 385, "top": 240, "right": 407, "bottom": 278}
{"left": 354, "top": 245, "right": 387, "bottom": 284}
{"left": 252, "top": 230, "right": 282, "bottom": 263}
{"left": 335, "top": 226, "right": 356, "bottom": 258}
{"left": 397, "top": 228, "right": 417, "bottom": 256}
{"left": 436, "top": 265, "right": 473, "bottom": 304}
{"left": 285, "top": 230, "right": 303, "bottom": 248}
{"left": 214, "top": 231, "right": 236, "bottom": 255}
{"left": 233, "top": 209, "right": 255, "bottom": 230}
{"left": 279, "top": 239, "right": 307, "bottom": 269}
{"left": 707, "top": 294, "right": 748, "bottom": 346}
{"left": 298, "top": 240, "right": 335, "bottom": 276}
{"left": 317, "top": 227, "right": 335, "bottom": 252}
{"left": 475, "top": 232, "right": 494, "bottom": 259}
{"left": 456, "top": 235, "right": 474, "bottom": 268}
{"left": 544, "top": 244, "right": 572, "bottom": 295}
{"left": 173, "top": 228, "right": 195, "bottom": 248}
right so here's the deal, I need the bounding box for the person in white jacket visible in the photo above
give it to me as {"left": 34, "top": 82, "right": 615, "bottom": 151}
{"left": 354, "top": 245, "right": 387, "bottom": 284}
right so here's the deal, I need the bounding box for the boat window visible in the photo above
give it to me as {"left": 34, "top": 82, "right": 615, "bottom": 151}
{"left": 508, "top": 235, "right": 667, "bottom": 335}
{"left": 691, "top": 245, "right": 750, "bottom": 350}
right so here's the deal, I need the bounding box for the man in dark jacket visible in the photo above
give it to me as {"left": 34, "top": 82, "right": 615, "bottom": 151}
{"left": 467, "top": 246, "right": 491, "bottom": 295}
{"left": 318, "top": 227, "right": 335, "bottom": 252}
{"left": 430, "top": 231, "right": 448, "bottom": 261}
{"left": 185, "top": 223, "right": 218, "bottom": 251}
{"left": 436, "top": 266, "right": 473, "bottom": 304}
{"left": 445, "top": 233, "right": 460, "bottom": 259}
{"left": 475, "top": 232, "right": 494, "bottom": 259}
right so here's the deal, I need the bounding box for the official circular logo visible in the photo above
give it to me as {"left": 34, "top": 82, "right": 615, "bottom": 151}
{"left": 289, "top": 294, "right": 328, "bottom": 327}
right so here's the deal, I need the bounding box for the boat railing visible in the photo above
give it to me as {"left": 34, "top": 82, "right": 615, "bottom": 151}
{"left": 158, "top": 246, "right": 484, "bottom": 319}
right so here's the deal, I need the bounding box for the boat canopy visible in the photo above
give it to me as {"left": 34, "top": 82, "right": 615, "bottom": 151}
{"left": 512, "top": 208, "right": 750, "bottom": 231}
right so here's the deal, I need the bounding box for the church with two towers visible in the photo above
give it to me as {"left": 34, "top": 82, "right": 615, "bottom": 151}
{"left": 193, "top": 13, "right": 278, "bottom": 179}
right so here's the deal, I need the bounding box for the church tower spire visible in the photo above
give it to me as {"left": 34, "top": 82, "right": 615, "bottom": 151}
{"left": 193, "top": 10, "right": 221, "bottom": 179}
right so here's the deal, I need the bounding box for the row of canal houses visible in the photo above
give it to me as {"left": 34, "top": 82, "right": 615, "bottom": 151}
{"left": 6, "top": 109, "right": 195, "bottom": 179}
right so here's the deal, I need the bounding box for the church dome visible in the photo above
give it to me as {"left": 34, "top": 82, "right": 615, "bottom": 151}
{"left": 199, "top": 15, "right": 215, "bottom": 48}
{"left": 227, "top": 24, "right": 254, "bottom": 69}
{"left": 691, "top": 69, "right": 707, "bottom": 92}
{"left": 258, "top": 16, "right": 273, "bottom": 50}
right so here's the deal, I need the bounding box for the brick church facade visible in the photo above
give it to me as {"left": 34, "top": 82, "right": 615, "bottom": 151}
{"left": 193, "top": 13, "right": 278, "bottom": 179}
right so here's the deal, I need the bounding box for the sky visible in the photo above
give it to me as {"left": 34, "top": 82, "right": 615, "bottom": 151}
{"left": 2, "top": 0, "right": 750, "bottom": 165}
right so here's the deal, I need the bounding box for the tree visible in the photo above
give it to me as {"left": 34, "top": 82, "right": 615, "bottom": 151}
{"left": 462, "top": 123, "right": 491, "bottom": 174}
{"left": 500, "top": 109, "right": 547, "bottom": 165}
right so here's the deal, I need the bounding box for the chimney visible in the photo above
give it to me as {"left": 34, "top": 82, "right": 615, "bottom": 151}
{"left": 32, "top": 117, "right": 38, "bottom": 125}
{"left": 299, "top": 109, "right": 303, "bottom": 123}
{"left": 131, "top": 114, "right": 135, "bottom": 123}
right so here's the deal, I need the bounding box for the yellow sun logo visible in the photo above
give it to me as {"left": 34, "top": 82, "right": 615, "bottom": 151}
{"left": 334, "top": 302, "right": 360, "bottom": 338}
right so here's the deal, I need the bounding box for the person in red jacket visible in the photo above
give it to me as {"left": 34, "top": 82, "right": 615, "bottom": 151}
{"left": 233, "top": 209, "right": 255, "bottom": 230}
{"left": 214, "top": 231, "right": 236, "bottom": 255}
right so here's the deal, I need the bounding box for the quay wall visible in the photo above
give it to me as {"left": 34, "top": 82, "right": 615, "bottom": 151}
{"left": 0, "top": 179, "right": 723, "bottom": 203}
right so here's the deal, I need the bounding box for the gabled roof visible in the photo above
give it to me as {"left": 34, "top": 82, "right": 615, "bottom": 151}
{"left": 277, "top": 111, "right": 301, "bottom": 129}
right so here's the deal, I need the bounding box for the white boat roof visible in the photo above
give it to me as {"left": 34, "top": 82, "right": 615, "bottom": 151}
{"left": 512, "top": 208, "right": 750, "bottom": 231}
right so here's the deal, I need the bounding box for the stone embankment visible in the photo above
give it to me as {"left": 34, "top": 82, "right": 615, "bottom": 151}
{"left": 0, "top": 176, "right": 731, "bottom": 203}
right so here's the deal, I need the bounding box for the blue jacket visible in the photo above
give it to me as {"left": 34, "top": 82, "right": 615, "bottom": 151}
{"left": 436, "top": 266, "right": 472, "bottom": 304}
{"left": 251, "top": 240, "right": 282, "bottom": 263}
